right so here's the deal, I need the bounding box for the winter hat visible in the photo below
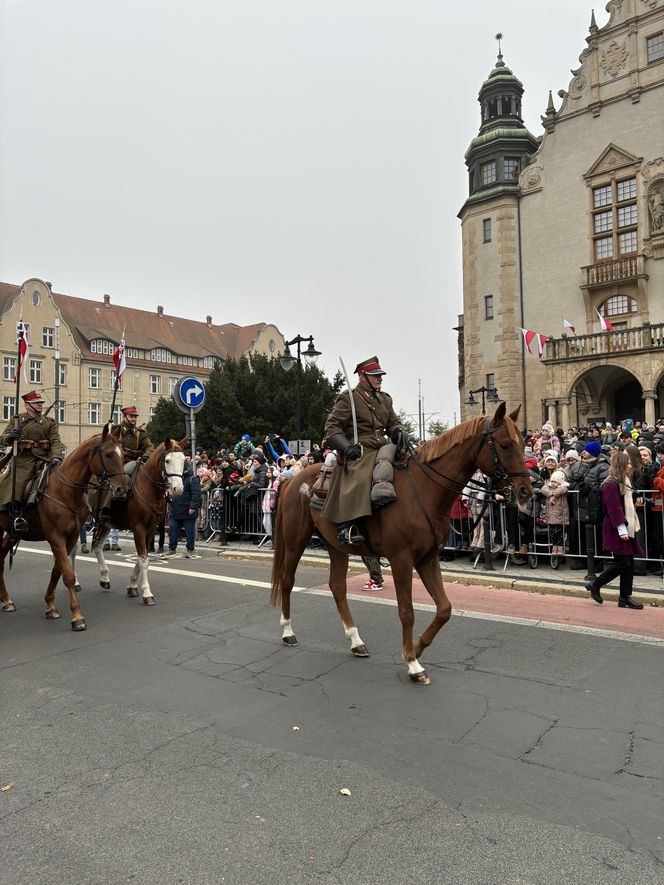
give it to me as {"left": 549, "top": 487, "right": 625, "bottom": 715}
{"left": 565, "top": 449, "right": 580, "bottom": 461}
{"left": 252, "top": 451, "right": 265, "bottom": 464}
{"left": 242, "top": 434, "right": 251, "bottom": 442}
{"left": 542, "top": 422, "right": 554, "bottom": 434}
{"left": 582, "top": 440, "right": 602, "bottom": 458}
{"left": 543, "top": 451, "right": 559, "bottom": 463}
{"left": 550, "top": 470, "right": 566, "bottom": 484}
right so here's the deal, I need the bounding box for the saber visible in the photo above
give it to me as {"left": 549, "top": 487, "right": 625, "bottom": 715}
{"left": 339, "top": 357, "right": 358, "bottom": 446}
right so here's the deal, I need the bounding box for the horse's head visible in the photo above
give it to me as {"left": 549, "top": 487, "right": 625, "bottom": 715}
{"left": 93, "top": 423, "right": 129, "bottom": 499}
{"left": 476, "top": 403, "right": 533, "bottom": 505}
{"left": 162, "top": 436, "right": 185, "bottom": 498}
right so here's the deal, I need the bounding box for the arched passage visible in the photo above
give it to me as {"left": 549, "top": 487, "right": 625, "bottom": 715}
{"left": 570, "top": 365, "right": 644, "bottom": 425}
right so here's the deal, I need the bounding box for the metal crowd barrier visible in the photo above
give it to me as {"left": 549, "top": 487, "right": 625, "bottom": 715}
{"left": 197, "top": 487, "right": 272, "bottom": 544}
{"left": 444, "top": 488, "right": 664, "bottom": 577}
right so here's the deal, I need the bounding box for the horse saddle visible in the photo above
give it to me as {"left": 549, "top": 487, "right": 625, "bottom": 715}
{"left": 25, "top": 461, "right": 57, "bottom": 507}
{"left": 309, "top": 443, "right": 399, "bottom": 514}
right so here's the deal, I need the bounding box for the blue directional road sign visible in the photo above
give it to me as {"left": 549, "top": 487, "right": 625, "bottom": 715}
{"left": 174, "top": 377, "right": 206, "bottom": 414}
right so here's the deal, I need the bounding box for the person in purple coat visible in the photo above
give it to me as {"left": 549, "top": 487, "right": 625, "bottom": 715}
{"left": 585, "top": 451, "right": 644, "bottom": 608}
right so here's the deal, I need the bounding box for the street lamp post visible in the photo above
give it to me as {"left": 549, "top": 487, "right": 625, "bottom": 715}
{"left": 465, "top": 385, "right": 500, "bottom": 416}
{"left": 279, "top": 334, "right": 321, "bottom": 440}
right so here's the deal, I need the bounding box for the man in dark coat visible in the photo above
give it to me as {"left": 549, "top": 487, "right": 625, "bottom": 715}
{"left": 166, "top": 458, "right": 202, "bottom": 557}
{"left": 568, "top": 440, "right": 610, "bottom": 577}
{"left": 0, "top": 391, "right": 64, "bottom": 532}
{"left": 322, "top": 355, "right": 406, "bottom": 545}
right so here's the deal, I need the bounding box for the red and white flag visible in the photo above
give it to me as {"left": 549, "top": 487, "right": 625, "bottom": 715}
{"left": 113, "top": 329, "right": 126, "bottom": 381}
{"left": 561, "top": 315, "right": 576, "bottom": 334}
{"left": 520, "top": 328, "right": 548, "bottom": 359}
{"left": 16, "top": 320, "right": 29, "bottom": 384}
{"left": 596, "top": 309, "right": 614, "bottom": 332}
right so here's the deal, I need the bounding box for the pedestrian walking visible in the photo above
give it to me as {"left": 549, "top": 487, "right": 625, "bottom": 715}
{"left": 166, "top": 458, "right": 202, "bottom": 558}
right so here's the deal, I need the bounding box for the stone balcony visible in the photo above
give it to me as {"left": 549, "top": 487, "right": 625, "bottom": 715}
{"left": 581, "top": 254, "right": 648, "bottom": 289}
{"left": 543, "top": 323, "right": 664, "bottom": 364}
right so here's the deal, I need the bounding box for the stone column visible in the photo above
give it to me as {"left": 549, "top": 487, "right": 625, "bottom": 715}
{"left": 642, "top": 389, "right": 656, "bottom": 426}
{"left": 547, "top": 401, "right": 557, "bottom": 427}
{"left": 560, "top": 397, "right": 572, "bottom": 432}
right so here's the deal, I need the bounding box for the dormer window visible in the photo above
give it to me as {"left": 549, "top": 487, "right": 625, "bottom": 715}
{"left": 150, "top": 348, "right": 173, "bottom": 363}
{"left": 202, "top": 356, "right": 215, "bottom": 369}
{"left": 91, "top": 339, "right": 114, "bottom": 355}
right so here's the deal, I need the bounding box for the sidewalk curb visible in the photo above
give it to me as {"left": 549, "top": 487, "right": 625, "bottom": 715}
{"left": 204, "top": 544, "right": 664, "bottom": 607}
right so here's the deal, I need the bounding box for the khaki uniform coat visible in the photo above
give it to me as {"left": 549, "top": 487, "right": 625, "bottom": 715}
{"left": 91, "top": 421, "right": 154, "bottom": 510}
{"left": 0, "top": 411, "right": 64, "bottom": 506}
{"left": 321, "top": 384, "right": 402, "bottom": 523}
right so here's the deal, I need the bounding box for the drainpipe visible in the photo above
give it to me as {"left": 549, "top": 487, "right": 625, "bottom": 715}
{"left": 517, "top": 197, "right": 527, "bottom": 429}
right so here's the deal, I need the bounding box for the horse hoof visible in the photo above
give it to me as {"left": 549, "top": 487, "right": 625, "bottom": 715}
{"left": 74, "top": 583, "right": 82, "bottom": 593}
{"left": 2, "top": 602, "right": 16, "bottom": 613}
{"left": 100, "top": 581, "right": 111, "bottom": 591}
{"left": 127, "top": 587, "right": 139, "bottom": 598}
{"left": 409, "top": 670, "right": 432, "bottom": 686}
{"left": 45, "top": 610, "right": 61, "bottom": 620}
{"left": 282, "top": 635, "right": 298, "bottom": 646}
{"left": 71, "top": 618, "right": 87, "bottom": 631}
{"left": 351, "top": 644, "right": 370, "bottom": 657}
{"left": 142, "top": 596, "right": 155, "bottom": 606}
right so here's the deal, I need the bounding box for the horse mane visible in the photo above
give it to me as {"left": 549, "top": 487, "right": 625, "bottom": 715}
{"left": 418, "top": 416, "right": 487, "bottom": 463}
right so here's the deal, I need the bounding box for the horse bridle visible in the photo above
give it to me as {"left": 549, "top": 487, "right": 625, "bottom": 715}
{"left": 137, "top": 449, "right": 185, "bottom": 493}
{"left": 54, "top": 438, "right": 126, "bottom": 491}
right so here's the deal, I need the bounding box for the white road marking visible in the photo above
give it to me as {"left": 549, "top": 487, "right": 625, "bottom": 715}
{"left": 17, "top": 546, "right": 664, "bottom": 646}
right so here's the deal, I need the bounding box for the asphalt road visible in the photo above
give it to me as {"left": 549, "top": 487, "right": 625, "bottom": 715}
{"left": 1, "top": 545, "right": 663, "bottom": 884}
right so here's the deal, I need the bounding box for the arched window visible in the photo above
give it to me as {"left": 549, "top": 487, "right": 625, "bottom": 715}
{"left": 600, "top": 295, "right": 638, "bottom": 317}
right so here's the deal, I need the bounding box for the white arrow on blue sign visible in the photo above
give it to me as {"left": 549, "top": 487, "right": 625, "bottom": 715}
{"left": 177, "top": 377, "right": 206, "bottom": 411}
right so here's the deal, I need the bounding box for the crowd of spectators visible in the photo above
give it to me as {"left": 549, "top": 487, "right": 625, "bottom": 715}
{"left": 445, "top": 418, "right": 664, "bottom": 573}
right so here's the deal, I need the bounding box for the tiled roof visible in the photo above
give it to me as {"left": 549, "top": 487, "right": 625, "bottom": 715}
{"left": 0, "top": 281, "right": 274, "bottom": 366}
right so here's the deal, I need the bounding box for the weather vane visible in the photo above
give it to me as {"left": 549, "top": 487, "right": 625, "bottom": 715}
{"left": 495, "top": 32, "right": 503, "bottom": 55}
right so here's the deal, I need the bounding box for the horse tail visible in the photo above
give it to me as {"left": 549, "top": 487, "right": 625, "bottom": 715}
{"left": 270, "top": 495, "right": 285, "bottom": 608}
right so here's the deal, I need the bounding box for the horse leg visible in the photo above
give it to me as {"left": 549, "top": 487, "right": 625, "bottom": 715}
{"left": 44, "top": 561, "right": 64, "bottom": 619}
{"left": 0, "top": 530, "right": 16, "bottom": 612}
{"left": 413, "top": 550, "right": 453, "bottom": 660}
{"left": 130, "top": 527, "right": 154, "bottom": 605}
{"left": 276, "top": 538, "right": 310, "bottom": 647}
{"left": 392, "top": 556, "right": 431, "bottom": 685}
{"left": 51, "top": 539, "right": 87, "bottom": 630}
{"left": 69, "top": 545, "right": 82, "bottom": 593}
{"left": 327, "top": 547, "right": 369, "bottom": 657}
{"left": 92, "top": 527, "right": 112, "bottom": 590}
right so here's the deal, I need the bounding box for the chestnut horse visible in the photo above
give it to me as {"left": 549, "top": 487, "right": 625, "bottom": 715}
{"left": 270, "top": 403, "right": 532, "bottom": 685}
{"left": 76, "top": 439, "right": 185, "bottom": 605}
{"left": 0, "top": 424, "right": 127, "bottom": 630}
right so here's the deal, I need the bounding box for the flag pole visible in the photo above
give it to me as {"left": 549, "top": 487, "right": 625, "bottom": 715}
{"left": 10, "top": 315, "right": 26, "bottom": 537}
{"left": 109, "top": 325, "right": 125, "bottom": 424}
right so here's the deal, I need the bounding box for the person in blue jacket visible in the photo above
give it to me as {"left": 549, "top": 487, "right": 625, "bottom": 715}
{"left": 166, "top": 457, "right": 202, "bottom": 558}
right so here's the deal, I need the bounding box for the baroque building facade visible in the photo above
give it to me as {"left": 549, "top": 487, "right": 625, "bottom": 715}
{"left": 458, "top": 0, "right": 664, "bottom": 430}
{"left": 0, "top": 278, "right": 285, "bottom": 451}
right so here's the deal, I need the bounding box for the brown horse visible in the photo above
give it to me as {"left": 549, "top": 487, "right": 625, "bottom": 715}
{"left": 76, "top": 439, "right": 185, "bottom": 605}
{"left": 270, "top": 403, "right": 532, "bottom": 685}
{"left": 0, "top": 424, "right": 127, "bottom": 630}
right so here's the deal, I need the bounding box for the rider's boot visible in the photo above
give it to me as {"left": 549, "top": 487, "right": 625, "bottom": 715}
{"left": 337, "top": 521, "right": 365, "bottom": 545}
{"left": 12, "top": 502, "right": 29, "bottom": 535}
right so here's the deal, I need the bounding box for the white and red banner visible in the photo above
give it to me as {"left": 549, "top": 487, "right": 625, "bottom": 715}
{"left": 16, "top": 320, "right": 29, "bottom": 384}
{"left": 520, "top": 328, "right": 548, "bottom": 359}
{"left": 596, "top": 309, "right": 614, "bottom": 332}
{"left": 113, "top": 330, "right": 126, "bottom": 381}
{"left": 561, "top": 315, "right": 576, "bottom": 334}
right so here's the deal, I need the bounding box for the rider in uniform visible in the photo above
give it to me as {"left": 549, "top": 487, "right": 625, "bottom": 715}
{"left": 322, "top": 356, "right": 406, "bottom": 545}
{"left": 0, "top": 391, "right": 64, "bottom": 533}
{"left": 93, "top": 405, "right": 154, "bottom": 516}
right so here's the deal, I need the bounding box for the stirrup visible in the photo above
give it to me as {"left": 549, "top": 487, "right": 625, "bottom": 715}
{"left": 13, "top": 516, "right": 29, "bottom": 534}
{"left": 337, "top": 523, "right": 365, "bottom": 545}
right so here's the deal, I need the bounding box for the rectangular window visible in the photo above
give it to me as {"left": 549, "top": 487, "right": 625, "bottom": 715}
{"left": 29, "top": 360, "right": 42, "bottom": 384}
{"left": 127, "top": 347, "right": 140, "bottom": 360}
{"left": 3, "top": 357, "right": 16, "bottom": 382}
{"left": 594, "top": 211, "right": 613, "bottom": 233}
{"left": 42, "top": 326, "right": 54, "bottom": 348}
{"left": 56, "top": 401, "right": 66, "bottom": 424}
{"left": 593, "top": 185, "right": 612, "bottom": 208}
{"left": 647, "top": 32, "right": 664, "bottom": 64}
{"left": 58, "top": 363, "right": 67, "bottom": 387}
{"left": 617, "top": 204, "right": 637, "bottom": 228}
{"left": 484, "top": 295, "right": 494, "bottom": 320}
{"left": 619, "top": 230, "right": 637, "bottom": 254}
{"left": 89, "top": 367, "right": 101, "bottom": 389}
{"left": 617, "top": 178, "right": 637, "bottom": 202}
{"left": 595, "top": 237, "right": 614, "bottom": 260}
{"left": 504, "top": 158, "right": 520, "bottom": 180}
{"left": 482, "top": 218, "right": 492, "bottom": 242}
{"left": 169, "top": 377, "right": 178, "bottom": 395}
{"left": 2, "top": 396, "right": 16, "bottom": 421}
{"left": 149, "top": 407, "right": 156, "bottom": 420}
{"left": 88, "top": 402, "right": 101, "bottom": 425}
{"left": 486, "top": 373, "right": 495, "bottom": 390}
{"left": 110, "top": 371, "right": 123, "bottom": 391}
{"left": 150, "top": 375, "right": 161, "bottom": 395}
{"left": 111, "top": 405, "right": 122, "bottom": 424}
{"left": 480, "top": 161, "right": 496, "bottom": 186}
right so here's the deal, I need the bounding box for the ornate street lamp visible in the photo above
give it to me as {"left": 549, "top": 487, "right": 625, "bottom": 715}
{"left": 280, "top": 334, "right": 321, "bottom": 438}
{"left": 465, "top": 385, "right": 499, "bottom": 416}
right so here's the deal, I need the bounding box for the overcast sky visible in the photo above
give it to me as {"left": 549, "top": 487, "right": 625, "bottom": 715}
{"left": 1, "top": 0, "right": 598, "bottom": 430}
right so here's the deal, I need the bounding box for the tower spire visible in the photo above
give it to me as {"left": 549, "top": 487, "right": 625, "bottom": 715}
{"left": 495, "top": 32, "right": 504, "bottom": 62}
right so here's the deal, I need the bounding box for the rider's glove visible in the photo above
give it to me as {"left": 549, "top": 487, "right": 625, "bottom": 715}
{"left": 345, "top": 444, "right": 362, "bottom": 461}
{"left": 6, "top": 427, "right": 20, "bottom": 442}
{"left": 391, "top": 427, "right": 408, "bottom": 459}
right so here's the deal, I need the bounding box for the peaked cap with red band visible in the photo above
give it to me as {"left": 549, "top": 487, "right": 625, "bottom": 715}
{"left": 354, "top": 355, "right": 386, "bottom": 376}
{"left": 22, "top": 391, "right": 46, "bottom": 405}
{"left": 121, "top": 406, "right": 139, "bottom": 416}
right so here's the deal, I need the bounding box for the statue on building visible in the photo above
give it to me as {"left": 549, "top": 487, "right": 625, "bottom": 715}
{"left": 648, "top": 183, "right": 664, "bottom": 235}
